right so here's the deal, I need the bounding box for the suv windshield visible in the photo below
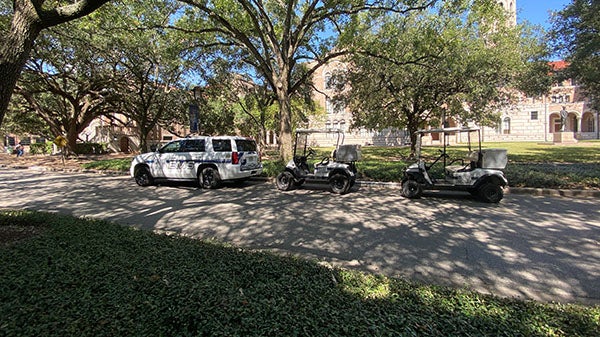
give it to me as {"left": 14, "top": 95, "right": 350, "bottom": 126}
{"left": 235, "top": 139, "right": 257, "bottom": 152}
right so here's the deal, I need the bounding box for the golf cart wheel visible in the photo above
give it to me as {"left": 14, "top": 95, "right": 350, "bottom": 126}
{"left": 134, "top": 166, "right": 154, "bottom": 186}
{"left": 199, "top": 167, "right": 221, "bottom": 189}
{"left": 478, "top": 182, "right": 503, "bottom": 203}
{"left": 276, "top": 172, "right": 294, "bottom": 191}
{"left": 329, "top": 173, "right": 350, "bottom": 194}
{"left": 401, "top": 179, "right": 422, "bottom": 199}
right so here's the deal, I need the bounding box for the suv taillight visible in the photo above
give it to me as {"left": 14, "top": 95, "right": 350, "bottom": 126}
{"left": 232, "top": 152, "right": 240, "bottom": 164}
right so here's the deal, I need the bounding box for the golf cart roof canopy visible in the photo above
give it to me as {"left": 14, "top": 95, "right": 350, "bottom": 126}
{"left": 296, "top": 128, "right": 344, "bottom": 134}
{"left": 415, "top": 127, "right": 480, "bottom": 135}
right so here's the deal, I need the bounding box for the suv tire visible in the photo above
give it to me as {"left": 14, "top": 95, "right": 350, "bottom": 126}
{"left": 199, "top": 167, "right": 221, "bottom": 189}
{"left": 134, "top": 167, "right": 153, "bottom": 187}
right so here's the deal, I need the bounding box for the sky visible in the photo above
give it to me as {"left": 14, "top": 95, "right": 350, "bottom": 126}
{"left": 517, "top": 0, "right": 571, "bottom": 29}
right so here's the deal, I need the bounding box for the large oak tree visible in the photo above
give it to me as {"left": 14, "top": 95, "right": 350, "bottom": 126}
{"left": 176, "top": 0, "right": 435, "bottom": 160}
{"left": 0, "top": 0, "right": 111, "bottom": 130}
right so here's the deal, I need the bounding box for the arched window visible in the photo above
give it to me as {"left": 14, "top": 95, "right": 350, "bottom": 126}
{"left": 582, "top": 112, "right": 595, "bottom": 132}
{"left": 503, "top": 117, "right": 511, "bottom": 135}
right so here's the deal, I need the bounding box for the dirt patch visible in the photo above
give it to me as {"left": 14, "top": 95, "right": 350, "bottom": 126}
{"left": 0, "top": 153, "right": 132, "bottom": 171}
{"left": 0, "top": 225, "right": 46, "bottom": 247}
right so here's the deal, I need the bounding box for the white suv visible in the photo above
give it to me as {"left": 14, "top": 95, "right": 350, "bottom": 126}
{"left": 130, "top": 136, "right": 262, "bottom": 188}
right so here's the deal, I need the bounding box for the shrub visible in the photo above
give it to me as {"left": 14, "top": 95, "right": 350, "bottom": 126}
{"left": 28, "top": 142, "right": 53, "bottom": 155}
{"left": 74, "top": 142, "right": 108, "bottom": 154}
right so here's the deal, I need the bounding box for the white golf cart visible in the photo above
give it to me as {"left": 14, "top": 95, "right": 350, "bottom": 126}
{"left": 402, "top": 127, "right": 508, "bottom": 203}
{"left": 275, "top": 129, "right": 361, "bottom": 194}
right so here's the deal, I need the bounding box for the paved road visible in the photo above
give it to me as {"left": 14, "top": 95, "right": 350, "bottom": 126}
{"left": 1, "top": 168, "right": 599, "bottom": 305}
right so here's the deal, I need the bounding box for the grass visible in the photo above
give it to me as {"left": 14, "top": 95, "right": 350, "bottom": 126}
{"left": 81, "top": 158, "right": 131, "bottom": 171}
{"left": 1, "top": 210, "right": 599, "bottom": 337}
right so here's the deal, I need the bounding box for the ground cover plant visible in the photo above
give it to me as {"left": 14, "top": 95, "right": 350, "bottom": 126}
{"left": 81, "top": 158, "right": 131, "bottom": 171}
{"left": 1, "top": 210, "right": 599, "bottom": 336}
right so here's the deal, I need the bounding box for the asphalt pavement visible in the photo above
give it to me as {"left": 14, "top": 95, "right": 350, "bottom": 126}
{"left": 1, "top": 168, "right": 598, "bottom": 306}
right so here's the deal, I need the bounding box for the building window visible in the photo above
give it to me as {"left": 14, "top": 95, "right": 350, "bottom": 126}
{"left": 503, "top": 117, "right": 511, "bottom": 135}
{"left": 565, "top": 95, "right": 570, "bottom": 103}
{"left": 530, "top": 111, "right": 538, "bottom": 120}
{"left": 326, "top": 97, "right": 344, "bottom": 115}
{"left": 162, "top": 136, "right": 173, "bottom": 141}
{"left": 324, "top": 72, "right": 332, "bottom": 90}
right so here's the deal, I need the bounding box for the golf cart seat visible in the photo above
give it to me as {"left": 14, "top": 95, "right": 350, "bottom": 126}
{"left": 445, "top": 151, "right": 481, "bottom": 176}
{"left": 314, "top": 157, "right": 330, "bottom": 170}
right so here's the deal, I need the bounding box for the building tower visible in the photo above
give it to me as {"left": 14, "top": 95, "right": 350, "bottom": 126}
{"left": 497, "top": 0, "right": 517, "bottom": 26}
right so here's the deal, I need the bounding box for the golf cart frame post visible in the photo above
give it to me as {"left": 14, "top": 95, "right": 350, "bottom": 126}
{"left": 403, "top": 127, "right": 508, "bottom": 203}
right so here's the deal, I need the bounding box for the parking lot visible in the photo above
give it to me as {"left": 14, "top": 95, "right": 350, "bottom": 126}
{"left": 1, "top": 168, "right": 599, "bottom": 305}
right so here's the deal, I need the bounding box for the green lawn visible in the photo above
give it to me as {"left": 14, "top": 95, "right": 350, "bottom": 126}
{"left": 1, "top": 210, "right": 598, "bottom": 336}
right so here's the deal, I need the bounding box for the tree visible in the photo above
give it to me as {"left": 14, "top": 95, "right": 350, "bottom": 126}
{"left": 176, "top": 0, "right": 435, "bottom": 160}
{"left": 0, "top": 0, "right": 111, "bottom": 130}
{"left": 333, "top": 0, "right": 549, "bottom": 153}
{"left": 90, "top": 0, "right": 195, "bottom": 153}
{"left": 551, "top": 0, "right": 600, "bottom": 109}
{"left": 13, "top": 24, "right": 119, "bottom": 151}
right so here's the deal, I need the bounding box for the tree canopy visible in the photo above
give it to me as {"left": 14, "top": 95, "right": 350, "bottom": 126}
{"left": 175, "top": 0, "right": 435, "bottom": 160}
{"left": 0, "top": 0, "right": 111, "bottom": 130}
{"left": 332, "top": 0, "right": 549, "bottom": 152}
{"left": 551, "top": 0, "right": 600, "bottom": 109}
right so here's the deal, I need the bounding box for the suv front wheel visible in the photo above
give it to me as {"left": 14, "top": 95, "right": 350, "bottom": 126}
{"left": 199, "top": 167, "right": 221, "bottom": 189}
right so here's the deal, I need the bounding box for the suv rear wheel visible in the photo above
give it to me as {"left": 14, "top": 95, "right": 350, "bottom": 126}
{"left": 199, "top": 167, "right": 221, "bottom": 189}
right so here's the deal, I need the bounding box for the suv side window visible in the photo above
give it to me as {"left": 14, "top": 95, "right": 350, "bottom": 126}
{"left": 212, "top": 139, "right": 232, "bottom": 152}
{"left": 235, "top": 139, "right": 257, "bottom": 152}
{"left": 160, "top": 141, "right": 181, "bottom": 153}
{"left": 180, "top": 139, "right": 205, "bottom": 152}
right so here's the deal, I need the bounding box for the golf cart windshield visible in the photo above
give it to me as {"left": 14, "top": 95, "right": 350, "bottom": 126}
{"left": 414, "top": 127, "right": 481, "bottom": 159}
{"left": 294, "top": 128, "right": 344, "bottom": 156}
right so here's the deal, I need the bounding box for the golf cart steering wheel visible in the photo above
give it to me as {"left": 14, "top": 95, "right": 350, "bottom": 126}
{"left": 307, "top": 147, "right": 316, "bottom": 157}
{"left": 319, "top": 157, "right": 329, "bottom": 166}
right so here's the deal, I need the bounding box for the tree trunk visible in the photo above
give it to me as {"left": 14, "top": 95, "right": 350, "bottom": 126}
{"left": 276, "top": 88, "right": 293, "bottom": 162}
{"left": 0, "top": 1, "right": 42, "bottom": 129}
{"left": 67, "top": 123, "right": 79, "bottom": 154}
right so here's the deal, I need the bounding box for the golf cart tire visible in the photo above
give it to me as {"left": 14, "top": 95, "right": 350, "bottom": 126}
{"left": 478, "top": 182, "right": 503, "bottom": 203}
{"left": 276, "top": 171, "right": 295, "bottom": 191}
{"left": 199, "top": 167, "right": 221, "bottom": 189}
{"left": 329, "top": 173, "right": 350, "bottom": 194}
{"left": 402, "top": 179, "right": 423, "bottom": 199}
